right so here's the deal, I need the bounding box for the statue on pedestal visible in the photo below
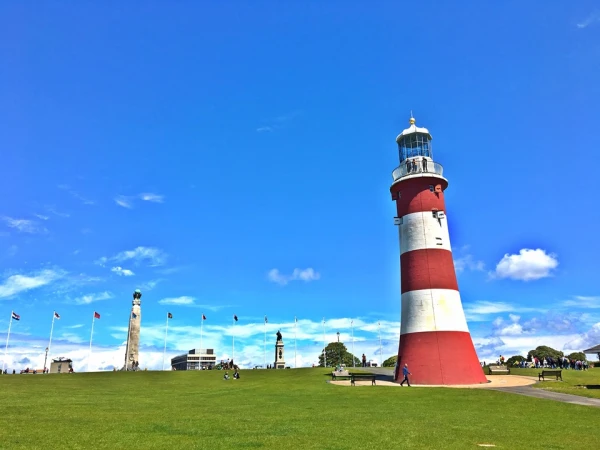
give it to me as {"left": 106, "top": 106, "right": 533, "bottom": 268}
{"left": 276, "top": 330, "right": 282, "bottom": 342}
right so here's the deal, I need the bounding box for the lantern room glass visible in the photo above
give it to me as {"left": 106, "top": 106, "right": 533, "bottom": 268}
{"left": 398, "top": 133, "right": 432, "bottom": 162}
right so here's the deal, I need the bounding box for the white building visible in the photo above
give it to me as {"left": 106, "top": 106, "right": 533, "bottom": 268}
{"left": 171, "top": 349, "right": 217, "bottom": 370}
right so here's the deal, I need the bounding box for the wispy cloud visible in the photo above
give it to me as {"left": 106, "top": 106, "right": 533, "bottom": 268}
{"left": 158, "top": 296, "right": 196, "bottom": 306}
{"left": 45, "top": 206, "right": 70, "bottom": 218}
{"left": 114, "top": 195, "right": 133, "bottom": 209}
{"left": 1, "top": 216, "right": 48, "bottom": 234}
{"left": 137, "top": 279, "right": 161, "bottom": 291}
{"left": 577, "top": 10, "right": 600, "bottom": 29}
{"left": 491, "top": 248, "right": 558, "bottom": 281}
{"left": 73, "top": 291, "right": 114, "bottom": 305}
{"left": 267, "top": 268, "right": 321, "bottom": 286}
{"left": 97, "top": 246, "right": 167, "bottom": 268}
{"left": 58, "top": 185, "right": 95, "bottom": 205}
{"left": 115, "top": 193, "right": 165, "bottom": 208}
{"left": 463, "top": 300, "right": 545, "bottom": 322}
{"left": 138, "top": 193, "right": 164, "bottom": 203}
{"left": 562, "top": 296, "right": 600, "bottom": 309}
{"left": 34, "top": 214, "right": 49, "bottom": 221}
{"left": 0, "top": 269, "right": 65, "bottom": 299}
{"left": 256, "top": 110, "right": 302, "bottom": 133}
{"left": 111, "top": 266, "right": 135, "bottom": 277}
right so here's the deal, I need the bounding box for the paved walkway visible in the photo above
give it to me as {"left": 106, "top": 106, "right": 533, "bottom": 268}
{"left": 341, "top": 366, "right": 600, "bottom": 407}
{"left": 491, "top": 385, "right": 600, "bottom": 408}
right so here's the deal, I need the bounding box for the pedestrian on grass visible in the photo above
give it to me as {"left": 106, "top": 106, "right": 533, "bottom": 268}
{"left": 400, "top": 363, "right": 411, "bottom": 387}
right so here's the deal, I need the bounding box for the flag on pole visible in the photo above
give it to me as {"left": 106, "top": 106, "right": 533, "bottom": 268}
{"left": 234, "top": 315, "right": 238, "bottom": 321}
{"left": 11, "top": 312, "right": 20, "bottom": 321}
{"left": 202, "top": 314, "right": 206, "bottom": 320}
{"left": 265, "top": 316, "right": 268, "bottom": 323}
{"left": 168, "top": 312, "right": 173, "bottom": 319}
{"left": 94, "top": 312, "right": 100, "bottom": 319}
{"left": 295, "top": 316, "right": 297, "bottom": 323}
{"left": 54, "top": 312, "right": 60, "bottom": 319}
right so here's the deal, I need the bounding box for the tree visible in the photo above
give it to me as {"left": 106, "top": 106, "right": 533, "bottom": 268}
{"left": 318, "top": 342, "right": 361, "bottom": 367}
{"left": 527, "top": 345, "right": 563, "bottom": 361}
{"left": 506, "top": 355, "right": 525, "bottom": 367}
{"left": 383, "top": 355, "right": 397, "bottom": 367}
{"left": 567, "top": 352, "right": 587, "bottom": 361}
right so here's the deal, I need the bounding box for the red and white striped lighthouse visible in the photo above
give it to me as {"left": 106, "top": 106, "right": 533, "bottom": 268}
{"left": 391, "top": 116, "right": 486, "bottom": 385}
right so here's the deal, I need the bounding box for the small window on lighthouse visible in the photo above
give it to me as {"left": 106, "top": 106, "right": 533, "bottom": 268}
{"left": 429, "top": 185, "right": 434, "bottom": 192}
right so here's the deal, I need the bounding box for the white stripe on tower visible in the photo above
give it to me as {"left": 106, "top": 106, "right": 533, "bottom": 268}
{"left": 399, "top": 211, "right": 452, "bottom": 255}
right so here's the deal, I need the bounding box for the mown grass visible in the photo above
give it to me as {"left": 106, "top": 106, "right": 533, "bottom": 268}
{"left": 1, "top": 368, "right": 599, "bottom": 449}
{"left": 508, "top": 367, "right": 600, "bottom": 399}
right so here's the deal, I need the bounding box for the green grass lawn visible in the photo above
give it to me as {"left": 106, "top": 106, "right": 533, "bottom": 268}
{"left": 1, "top": 368, "right": 599, "bottom": 449}
{"left": 508, "top": 367, "right": 600, "bottom": 399}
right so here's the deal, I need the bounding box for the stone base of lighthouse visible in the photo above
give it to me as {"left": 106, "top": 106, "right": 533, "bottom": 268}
{"left": 397, "top": 331, "right": 487, "bottom": 385}
{"left": 274, "top": 341, "right": 285, "bottom": 369}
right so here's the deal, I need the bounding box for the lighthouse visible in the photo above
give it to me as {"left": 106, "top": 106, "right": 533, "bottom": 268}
{"left": 390, "top": 116, "right": 486, "bottom": 385}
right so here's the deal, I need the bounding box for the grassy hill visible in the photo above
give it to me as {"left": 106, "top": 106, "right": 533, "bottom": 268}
{"left": 1, "top": 368, "right": 599, "bottom": 449}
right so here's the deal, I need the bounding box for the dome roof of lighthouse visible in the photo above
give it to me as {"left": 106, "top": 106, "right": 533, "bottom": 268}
{"left": 396, "top": 117, "right": 432, "bottom": 142}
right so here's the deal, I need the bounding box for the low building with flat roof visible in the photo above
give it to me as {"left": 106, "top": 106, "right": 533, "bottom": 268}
{"left": 50, "top": 357, "right": 73, "bottom": 374}
{"left": 171, "top": 349, "right": 216, "bottom": 370}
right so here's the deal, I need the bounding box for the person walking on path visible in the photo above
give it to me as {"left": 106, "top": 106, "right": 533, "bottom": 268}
{"left": 400, "top": 363, "right": 411, "bottom": 387}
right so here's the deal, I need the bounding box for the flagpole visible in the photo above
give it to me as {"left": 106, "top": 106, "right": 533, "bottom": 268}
{"left": 378, "top": 321, "right": 382, "bottom": 367}
{"left": 263, "top": 316, "right": 266, "bottom": 369}
{"left": 232, "top": 316, "right": 235, "bottom": 361}
{"left": 162, "top": 313, "right": 169, "bottom": 371}
{"left": 2, "top": 313, "right": 13, "bottom": 373}
{"left": 46, "top": 312, "right": 56, "bottom": 371}
{"left": 351, "top": 319, "right": 355, "bottom": 368}
{"left": 322, "top": 317, "right": 326, "bottom": 368}
{"left": 88, "top": 313, "right": 96, "bottom": 372}
{"left": 200, "top": 314, "right": 204, "bottom": 351}
{"left": 294, "top": 316, "right": 297, "bottom": 369}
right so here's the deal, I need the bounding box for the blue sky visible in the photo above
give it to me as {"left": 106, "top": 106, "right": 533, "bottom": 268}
{"left": 1, "top": 1, "right": 600, "bottom": 371}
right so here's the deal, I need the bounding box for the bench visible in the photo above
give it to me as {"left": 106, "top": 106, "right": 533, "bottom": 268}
{"left": 488, "top": 365, "right": 510, "bottom": 375}
{"left": 350, "top": 373, "right": 376, "bottom": 386}
{"left": 538, "top": 370, "right": 562, "bottom": 381}
{"left": 331, "top": 370, "right": 351, "bottom": 381}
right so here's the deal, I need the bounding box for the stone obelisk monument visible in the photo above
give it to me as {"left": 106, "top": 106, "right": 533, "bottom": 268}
{"left": 124, "top": 289, "right": 142, "bottom": 370}
{"left": 274, "top": 330, "right": 285, "bottom": 369}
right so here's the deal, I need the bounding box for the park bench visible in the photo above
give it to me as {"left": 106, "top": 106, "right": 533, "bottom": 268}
{"left": 350, "top": 373, "right": 376, "bottom": 386}
{"left": 488, "top": 365, "right": 510, "bottom": 375}
{"left": 538, "top": 370, "right": 563, "bottom": 381}
{"left": 331, "top": 370, "right": 351, "bottom": 381}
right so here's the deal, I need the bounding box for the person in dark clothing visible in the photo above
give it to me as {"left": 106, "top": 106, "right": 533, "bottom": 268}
{"left": 362, "top": 354, "right": 367, "bottom": 367}
{"left": 422, "top": 157, "right": 428, "bottom": 172}
{"left": 400, "top": 363, "right": 411, "bottom": 386}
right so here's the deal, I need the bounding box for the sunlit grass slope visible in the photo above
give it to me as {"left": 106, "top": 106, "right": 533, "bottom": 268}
{"left": 1, "top": 368, "right": 599, "bottom": 449}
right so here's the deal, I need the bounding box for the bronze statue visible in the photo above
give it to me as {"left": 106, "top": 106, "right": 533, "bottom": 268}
{"left": 276, "top": 330, "right": 282, "bottom": 342}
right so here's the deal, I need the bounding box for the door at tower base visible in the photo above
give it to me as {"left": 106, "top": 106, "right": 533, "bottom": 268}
{"left": 397, "top": 331, "right": 487, "bottom": 385}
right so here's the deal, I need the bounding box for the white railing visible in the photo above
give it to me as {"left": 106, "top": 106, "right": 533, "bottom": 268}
{"left": 392, "top": 160, "right": 444, "bottom": 182}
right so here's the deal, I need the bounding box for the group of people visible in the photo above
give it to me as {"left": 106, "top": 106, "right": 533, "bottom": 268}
{"left": 405, "top": 157, "right": 429, "bottom": 174}
{"left": 223, "top": 369, "right": 240, "bottom": 380}
{"left": 511, "top": 355, "right": 590, "bottom": 370}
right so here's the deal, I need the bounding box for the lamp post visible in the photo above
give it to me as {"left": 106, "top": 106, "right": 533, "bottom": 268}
{"left": 44, "top": 347, "right": 49, "bottom": 373}
{"left": 336, "top": 332, "right": 341, "bottom": 367}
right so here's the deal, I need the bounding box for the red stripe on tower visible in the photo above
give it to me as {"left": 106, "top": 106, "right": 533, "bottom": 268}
{"left": 390, "top": 116, "right": 487, "bottom": 385}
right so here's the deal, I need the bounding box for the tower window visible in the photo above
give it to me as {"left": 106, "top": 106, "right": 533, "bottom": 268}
{"left": 429, "top": 185, "right": 434, "bottom": 192}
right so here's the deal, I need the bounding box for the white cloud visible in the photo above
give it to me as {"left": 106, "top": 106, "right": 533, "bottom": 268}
{"left": 45, "top": 206, "right": 70, "bottom": 218}
{"left": 34, "top": 214, "right": 49, "bottom": 221}
{"left": 463, "top": 300, "right": 544, "bottom": 322}
{"left": 256, "top": 126, "right": 273, "bottom": 132}
{"left": 564, "top": 322, "right": 600, "bottom": 350}
{"left": 138, "top": 279, "right": 161, "bottom": 291}
{"left": 454, "top": 254, "right": 485, "bottom": 273}
{"left": 1, "top": 216, "right": 47, "bottom": 234}
{"left": 493, "top": 248, "right": 558, "bottom": 281}
{"left": 0, "top": 269, "right": 64, "bottom": 299}
{"left": 73, "top": 291, "right": 114, "bottom": 305}
{"left": 111, "top": 266, "right": 135, "bottom": 277}
{"left": 267, "top": 268, "right": 321, "bottom": 286}
{"left": 563, "top": 296, "right": 600, "bottom": 309}
{"left": 158, "top": 296, "right": 196, "bottom": 306}
{"left": 577, "top": 11, "right": 600, "bottom": 29}
{"left": 138, "top": 193, "right": 164, "bottom": 203}
{"left": 98, "top": 246, "right": 167, "bottom": 267}
{"left": 114, "top": 196, "right": 133, "bottom": 209}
